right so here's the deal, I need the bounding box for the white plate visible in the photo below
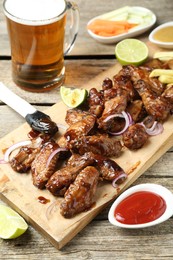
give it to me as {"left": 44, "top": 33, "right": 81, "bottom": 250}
{"left": 149, "top": 21, "right": 173, "bottom": 49}
{"left": 108, "top": 183, "right": 173, "bottom": 229}
{"left": 87, "top": 6, "right": 156, "bottom": 44}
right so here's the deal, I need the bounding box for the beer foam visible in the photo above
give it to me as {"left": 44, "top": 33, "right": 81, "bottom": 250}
{"left": 4, "top": 0, "right": 66, "bottom": 25}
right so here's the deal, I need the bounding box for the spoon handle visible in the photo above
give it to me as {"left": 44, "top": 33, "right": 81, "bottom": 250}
{"left": 0, "top": 82, "right": 58, "bottom": 135}
{"left": 0, "top": 82, "right": 36, "bottom": 118}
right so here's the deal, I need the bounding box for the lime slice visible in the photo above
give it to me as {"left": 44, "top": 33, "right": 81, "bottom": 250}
{"left": 115, "top": 39, "right": 148, "bottom": 66}
{"left": 60, "top": 86, "right": 88, "bottom": 108}
{"left": 0, "top": 204, "right": 28, "bottom": 239}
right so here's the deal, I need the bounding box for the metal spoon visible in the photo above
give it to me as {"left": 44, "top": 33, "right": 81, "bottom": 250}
{"left": 0, "top": 82, "right": 58, "bottom": 135}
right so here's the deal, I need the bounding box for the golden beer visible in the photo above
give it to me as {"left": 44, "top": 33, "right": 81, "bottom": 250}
{"left": 3, "top": 0, "right": 79, "bottom": 92}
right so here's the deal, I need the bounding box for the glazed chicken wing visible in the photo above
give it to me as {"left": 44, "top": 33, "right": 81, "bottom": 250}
{"left": 31, "top": 140, "right": 60, "bottom": 189}
{"left": 122, "top": 124, "right": 149, "bottom": 150}
{"left": 134, "top": 80, "right": 170, "bottom": 121}
{"left": 91, "top": 153, "right": 125, "bottom": 181}
{"left": 58, "top": 113, "right": 96, "bottom": 149}
{"left": 102, "top": 77, "right": 113, "bottom": 90}
{"left": 10, "top": 135, "right": 48, "bottom": 173}
{"left": 113, "top": 74, "right": 135, "bottom": 100}
{"left": 126, "top": 100, "right": 147, "bottom": 123}
{"left": 98, "top": 89, "right": 128, "bottom": 131}
{"left": 70, "top": 134, "right": 122, "bottom": 157}
{"left": 162, "top": 84, "right": 173, "bottom": 105}
{"left": 65, "top": 109, "right": 94, "bottom": 126}
{"left": 120, "top": 65, "right": 164, "bottom": 95}
{"left": 142, "top": 58, "right": 166, "bottom": 70}
{"left": 88, "top": 88, "right": 104, "bottom": 117}
{"left": 10, "top": 146, "right": 40, "bottom": 173}
{"left": 60, "top": 166, "right": 99, "bottom": 218}
{"left": 46, "top": 152, "right": 95, "bottom": 196}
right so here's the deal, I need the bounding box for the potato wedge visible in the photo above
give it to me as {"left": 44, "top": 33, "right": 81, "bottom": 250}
{"left": 167, "top": 83, "right": 173, "bottom": 87}
{"left": 154, "top": 52, "right": 173, "bottom": 61}
{"left": 149, "top": 69, "right": 173, "bottom": 78}
{"left": 158, "top": 75, "right": 173, "bottom": 84}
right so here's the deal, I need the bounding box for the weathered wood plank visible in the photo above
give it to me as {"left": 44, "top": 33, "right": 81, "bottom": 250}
{"left": 1, "top": 0, "right": 173, "bottom": 56}
{"left": 0, "top": 59, "right": 116, "bottom": 104}
{"left": 1, "top": 105, "right": 173, "bottom": 255}
{"left": 1, "top": 0, "right": 173, "bottom": 257}
{"left": 1, "top": 85, "right": 173, "bottom": 249}
{"left": 1, "top": 105, "right": 173, "bottom": 175}
{"left": 0, "top": 214, "right": 173, "bottom": 260}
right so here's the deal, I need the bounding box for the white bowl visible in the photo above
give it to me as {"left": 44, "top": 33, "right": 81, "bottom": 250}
{"left": 108, "top": 183, "right": 173, "bottom": 229}
{"left": 87, "top": 6, "right": 156, "bottom": 44}
{"left": 149, "top": 21, "right": 173, "bottom": 49}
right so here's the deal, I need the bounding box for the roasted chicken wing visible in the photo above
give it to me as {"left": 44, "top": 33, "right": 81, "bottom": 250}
{"left": 65, "top": 109, "right": 94, "bottom": 126}
{"left": 88, "top": 88, "right": 104, "bottom": 117}
{"left": 10, "top": 135, "right": 48, "bottom": 173}
{"left": 134, "top": 80, "right": 170, "bottom": 121}
{"left": 46, "top": 152, "right": 95, "bottom": 196}
{"left": 70, "top": 134, "right": 122, "bottom": 157}
{"left": 92, "top": 153, "right": 125, "bottom": 181}
{"left": 126, "top": 100, "right": 147, "bottom": 123}
{"left": 58, "top": 113, "right": 96, "bottom": 149}
{"left": 122, "top": 124, "right": 149, "bottom": 150}
{"left": 31, "top": 140, "right": 60, "bottom": 189}
{"left": 98, "top": 89, "right": 128, "bottom": 131}
{"left": 60, "top": 166, "right": 99, "bottom": 218}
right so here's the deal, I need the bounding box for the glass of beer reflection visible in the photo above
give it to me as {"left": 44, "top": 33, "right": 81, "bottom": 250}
{"left": 3, "top": 0, "right": 79, "bottom": 92}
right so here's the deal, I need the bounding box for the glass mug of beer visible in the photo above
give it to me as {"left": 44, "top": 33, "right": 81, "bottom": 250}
{"left": 3, "top": 0, "right": 79, "bottom": 92}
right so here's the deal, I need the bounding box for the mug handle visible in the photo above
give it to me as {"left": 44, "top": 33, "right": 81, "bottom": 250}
{"left": 64, "top": 1, "right": 79, "bottom": 55}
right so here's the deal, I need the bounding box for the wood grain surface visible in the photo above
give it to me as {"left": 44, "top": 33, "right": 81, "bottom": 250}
{"left": 1, "top": 59, "right": 173, "bottom": 250}
{"left": 1, "top": 0, "right": 173, "bottom": 56}
{"left": 1, "top": 0, "right": 173, "bottom": 258}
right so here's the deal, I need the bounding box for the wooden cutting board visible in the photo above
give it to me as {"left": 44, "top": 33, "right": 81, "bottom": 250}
{"left": 0, "top": 45, "right": 173, "bottom": 249}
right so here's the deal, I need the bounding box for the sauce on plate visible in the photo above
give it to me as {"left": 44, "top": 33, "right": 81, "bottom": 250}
{"left": 153, "top": 26, "right": 173, "bottom": 42}
{"left": 114, "top": 191, "right": 166, "bottom": 224}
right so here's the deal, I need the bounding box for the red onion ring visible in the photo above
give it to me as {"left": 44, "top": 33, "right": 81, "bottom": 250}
{"left": 0, "top": 159, "right": 8, "bottom": 164}
{"left": 46, "top": 147, "right": 68, "bottom": 168}
{"left": 103, "top": 113, "right": 125, "bottom": 123}
{"left": 104, "top": 111, "right": 133, "bottom": 136}
{"left": 140, "top": 121, "right": 164, "bottom": 136}
{"left": 45, "top": 200, "right": 59, "bottom": 220}
{"left": 127, "top": 112, "right": 133, "bottom": 125}
{"left": 3, "top": 140, "right": 32, "bottom": 163}
{"left": 112, "top": 172, "right": 128, "bottom": 188}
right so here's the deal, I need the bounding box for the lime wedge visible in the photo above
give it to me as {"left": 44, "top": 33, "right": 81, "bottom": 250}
{"left": 0, "top": 204, "right": 28, "bottom": 239}
{"left": 60, "top": 86, "right": 88, "bottom": 108}
{"left": 115, "top": 39, "right": 148, "bottom": 66}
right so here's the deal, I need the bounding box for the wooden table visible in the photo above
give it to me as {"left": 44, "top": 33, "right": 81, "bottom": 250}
{"left": 1, "top": 0, "right": 173, "bottom": 259}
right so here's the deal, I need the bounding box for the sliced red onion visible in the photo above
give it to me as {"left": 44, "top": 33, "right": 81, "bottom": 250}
{"left": 4, "top": 140, "right": 32, "bottom": 163}
{"left": 0, "top": 159, "right": 8, "bottom": 164}
{"left": 127, "top": 112, "right": 133, "bottom": 125}
{"left": 104, "top": 111, "right": 132, "bottom": 136}
{"left": 46, "top": 147, "right": 68, "bottom": 168}
{"left": 45, "top": 200, "right": 59, "bottom": 220}
{"left": 140, "top": 121, "right": 164, "bottom": 136}
{"left": 112, "top": 172, "right": 128, "bottom": 188}
{"left": 103, "top": 113, "right": 125, "bottom": 123}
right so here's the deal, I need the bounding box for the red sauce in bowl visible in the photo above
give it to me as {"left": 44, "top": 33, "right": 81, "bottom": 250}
{"left": 114, "top": 191, "right": 166, "bottom": 225}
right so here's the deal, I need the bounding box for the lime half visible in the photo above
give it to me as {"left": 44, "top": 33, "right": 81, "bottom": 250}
{"left": 115, "top": 39, "right": 149, "bottom": 66}
{"left": 0, "top": 204, "right": 28, "bottom": 239}
{"left": 60, "top": 86, "right": 88, "bottom": 108}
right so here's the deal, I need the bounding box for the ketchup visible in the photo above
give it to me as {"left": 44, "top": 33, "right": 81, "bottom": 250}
{"left": 114, "top": 191, "right": 166, "bottom": 225}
